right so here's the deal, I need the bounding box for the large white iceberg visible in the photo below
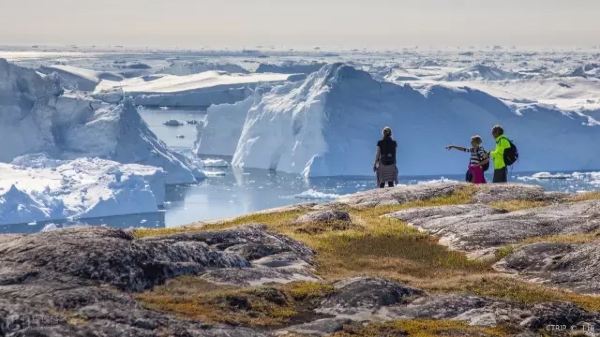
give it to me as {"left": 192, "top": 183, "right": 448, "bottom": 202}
{"left": 94, "top": 70, "right": 294, "bottom": 107}
{"left": 232, "top": 63, "right": 600, "bottom": 177}
{"left": 0, "top": 156, "right": 165, "bottom": 225}
{"left": 194, "top": 95, "right": 255, "bottom": 156}
{"left": 0, "top": 58, "right": 199, "bottom": 184}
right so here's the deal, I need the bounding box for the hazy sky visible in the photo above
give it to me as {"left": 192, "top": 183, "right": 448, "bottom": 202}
{"left": 1, "top": 0, "right": 599, "bottom": 49}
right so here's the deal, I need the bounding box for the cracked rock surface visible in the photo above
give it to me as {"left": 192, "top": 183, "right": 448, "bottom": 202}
{"left": 0, "top": 225, "right": 315, "bottom": 337}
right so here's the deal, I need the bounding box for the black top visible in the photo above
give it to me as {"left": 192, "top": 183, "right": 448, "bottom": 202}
{"left": 377, "top": 137, "right": 397, "bottom": 165}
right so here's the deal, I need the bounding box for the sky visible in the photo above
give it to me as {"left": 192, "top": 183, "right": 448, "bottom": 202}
{"left": 0, "top": 0, "right": 599, "bottom": 49}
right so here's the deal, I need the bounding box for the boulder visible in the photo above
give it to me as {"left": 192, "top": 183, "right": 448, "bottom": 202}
{"left": 317, "top": 277, "right": 424, "bottom": 317}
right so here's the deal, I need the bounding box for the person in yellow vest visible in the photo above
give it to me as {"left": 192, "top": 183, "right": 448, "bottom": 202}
{"left": 490, "top": 125, "right": 511, "bottom": 183}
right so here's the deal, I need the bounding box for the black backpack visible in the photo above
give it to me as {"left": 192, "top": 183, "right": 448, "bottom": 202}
{"left": 479, "top": 152, "right": 490, "bottom": 172}
{"left": 379, "top": 139, "right": 397, "bottom": 165}
{"left": 503, "top": 138, "right": 519, "bottom": 166}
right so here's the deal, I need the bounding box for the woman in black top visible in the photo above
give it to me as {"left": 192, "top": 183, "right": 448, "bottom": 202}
{"left": 373, "top": 127, "right": 398, "bottom": 188}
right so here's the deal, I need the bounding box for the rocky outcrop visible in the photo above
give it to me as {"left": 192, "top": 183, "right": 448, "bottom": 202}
{"left": 389, "top": 200, "right": 600, "bottom": 255}
{"left": 0, "top": 227, "right": 249, "bottom": 292}
{"left": 309, "top": 277, "right": 600, "bottom": 335}
{"left": 317, "top": 277, "right": 424, "bottom": 318}
{"left": 294, "top": 209, "right": 351, "bottom": 224}
{"left": 0, "top": 225, "right": 315, "bottom": 337}
{"left": 495, "top": 242, "right": 600, "bottom": 294}
{"left": 471, "top": 184, "right": 563, "bottom": 203}
{"left": 334, "top": 182, "right": 464, "bottom": 207}
{"left": 334, "top": 182, "right": 557, "bottom": 208}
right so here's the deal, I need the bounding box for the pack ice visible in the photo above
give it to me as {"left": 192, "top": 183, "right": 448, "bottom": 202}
{"left": 0, "top": 155, "right": 165, "bottom": 225}
{"left": 223, "top": 63, "right": 600, "bottom": 177}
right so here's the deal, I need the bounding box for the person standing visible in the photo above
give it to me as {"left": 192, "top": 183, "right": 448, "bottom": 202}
{"left": 373, "top": 127, "right": 398, "bottom": 188}
{"left": 490, "top": 125, "right": 512, "bottom": 183}
{"left": 446, "top": 135, "right": 489, "bottom": 184}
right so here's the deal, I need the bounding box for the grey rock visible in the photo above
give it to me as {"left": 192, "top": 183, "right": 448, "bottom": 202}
{"left": 389, "top": 200, "right": 600, "bottom": 254}
{"left": 294, "top": 209, "right": 351, "bottom": 224}
{"left": 388, "top": 294, "right": 490, "bottom": 320}
{"left": 520, "top": 302, "right": 600, "bottom": 332}
{"left": 334, "top": 182, "right": 465, "bottom": 207}
{"left": 277, "top": 318, "right": 352, "bottom": 336}
{"left": 472, "top": 184, "right": 561, "bottom": 203}
{"left": 496, "top": 241, "right": 600, "bottom": 293}
{"left": 0, "top": 227, "right": 248, "bottom": 292}
{"left": 0, "top": 225, "right": 314, "bottom": 337}
{"left": 200, "top": 266, "right": 319, "bottom": 286}
{"left": 317, "top": 277, "right": 424, "bottom": 317}
{"left": 159, "top": 224, "right": 314, "bottom": 263}
{"left": 251, "top": 251, "right": 311, "bottom": 269}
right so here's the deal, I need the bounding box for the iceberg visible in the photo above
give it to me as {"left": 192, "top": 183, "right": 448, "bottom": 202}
{"left": 232, "top": 63, "right": 600, "bottom": 177}
{"left": 567, "top": 63, "right": 600, "bottom": 79}
{"left": 0, "top": 59, "right": 199, "bottom": 184}
{"left": 0, "top": 156, "right": 165, "bottom": 225}
{"left": 39, "top": 64, "right": 123, "bottom": 91}
{"left": 194, "top": 95, "right": 255, "bottom": 156}
{"left": 256, "top": 61, "right": 325, "bottom": 74}
{"left": 442, "top": 64, "right": 526, "bottom": 81}
{"left": 94, "top": 70, "right": 294, "bottom": 107}
{"left": 160, "top": 60, "right": 249, "bottom": 76}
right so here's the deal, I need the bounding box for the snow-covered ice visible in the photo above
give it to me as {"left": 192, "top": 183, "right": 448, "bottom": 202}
{"left": 518, "top": 171, "right": 600, "bottom": 185}
{"left": 256, "top": 61, "right": 325, "bottom": 74}
{"left": 293, "top": 189, "right": 341, "bottom": 200}
{"left": 201, "top": 158, "right": 230, "bottom": 168}
{"left": 94, "top": 70, "right": 294, "bottom": 107}
{"left": 159, "top": 60, "right": 249, "bottom": 76}
{"left": 39, "top": 64, "right": 123, "bottom": 91}
{"left": 0, "top": 155, "right": 165, "bottom": 225}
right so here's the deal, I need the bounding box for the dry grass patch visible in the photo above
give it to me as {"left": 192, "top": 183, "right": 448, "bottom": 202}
{"left": 134, "top": 208, "right": 306, "bottom": 239}
{"left": 331, "top": 319, "right": 510, "bottom": 337}
{"left": 489, "top": 199, "right": 549, "bottom": 212}
{"left": 494, "top": 231, "right": 600, "bottom": 261}
{"left": 521, "top": 232, "right": 600, "bottom": 245}
{"left": 427, "top": 276, "right": 600, "bottom": 312}
{"left": 137, "top": 277, "right": 333, "bottom": 327}
{"left": 569, "top": 191, "right": 600, "bottom": 202}
{"left": 304, "top": 215, "right": 490, "bottom": 280}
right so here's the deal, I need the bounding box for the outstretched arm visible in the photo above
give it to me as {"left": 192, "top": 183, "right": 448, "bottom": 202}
{"left": 446, "top": 145, "right": 468, "bottom": 152}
